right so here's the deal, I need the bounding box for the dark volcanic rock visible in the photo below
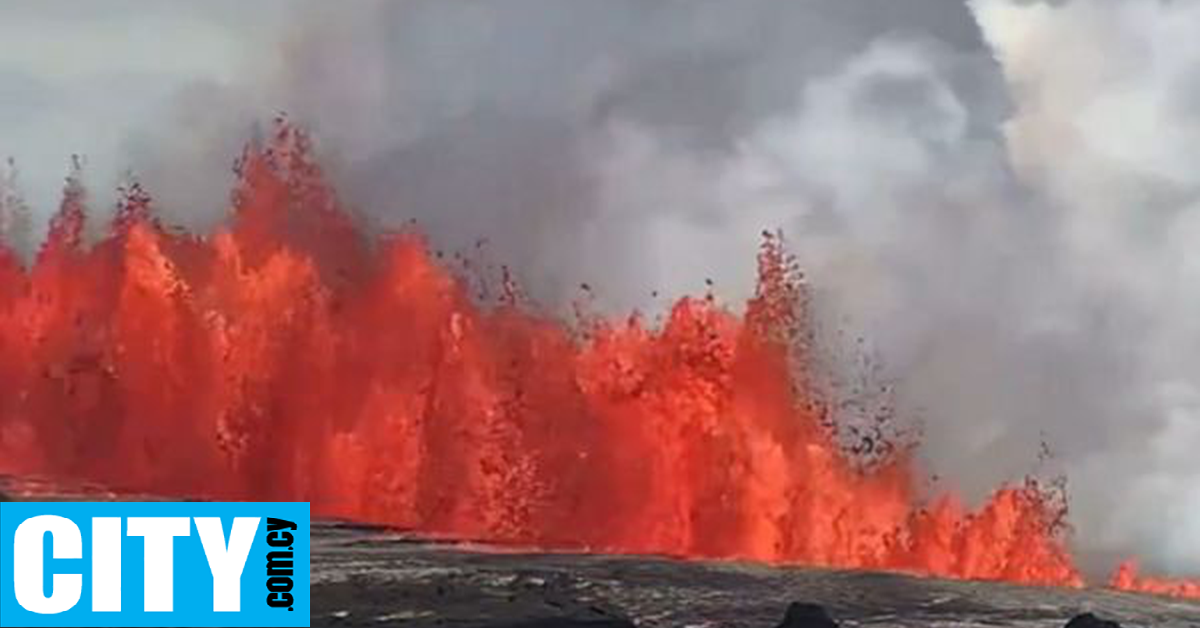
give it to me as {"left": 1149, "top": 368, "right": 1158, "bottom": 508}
{"left": 777, "top": 602, "right": 839, "bottom": 628}
{"left": 488, "top": 616, "right": 635, "bottom": 628}
{"left": 1064, "top": 613, "right": 1122, "bottom": 628}
{"left": 256, "top": 519, "right": 1200, "bottom": 627}
{"left": 311, "top": 570, "right": 638, "bottom": 628}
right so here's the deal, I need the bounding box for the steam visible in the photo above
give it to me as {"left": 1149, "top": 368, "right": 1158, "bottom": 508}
{"left": 1, "top": 0, "right": 1197, "bottom": 575}
{"left": 971, "top": 0, "right": 1200, "bottom": 574}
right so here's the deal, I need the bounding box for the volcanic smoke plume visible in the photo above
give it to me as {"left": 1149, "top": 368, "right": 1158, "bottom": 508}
{"left": 4, "top": 0, "right": 1200, "bottom": 604}
{"left": 0, "top": 122, "right": 1196, "bottom": 600}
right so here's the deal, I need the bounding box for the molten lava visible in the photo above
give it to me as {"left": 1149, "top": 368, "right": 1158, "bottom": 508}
{"left": 1111, "top": 561, "right": 1200, "bottom": 600}
{"left": 0, "top": 122, "right": 1194, "bottom": 599}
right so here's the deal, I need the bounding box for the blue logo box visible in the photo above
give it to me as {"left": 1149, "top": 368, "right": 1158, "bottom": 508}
{"left": 0, "top": 501, "right": 310, "bottom": 627}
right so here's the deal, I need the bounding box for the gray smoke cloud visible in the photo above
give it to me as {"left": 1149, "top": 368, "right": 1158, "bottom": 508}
{"left": 1, "top": 0, "right": 1197, "bottom": 576}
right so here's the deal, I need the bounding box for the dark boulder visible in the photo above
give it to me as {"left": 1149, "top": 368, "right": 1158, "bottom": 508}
{"left": 776, "top": 602, "right": 839, "bottom": 628}
{"left": 1065, "top": 613, "right": 1122, "bottom": 628}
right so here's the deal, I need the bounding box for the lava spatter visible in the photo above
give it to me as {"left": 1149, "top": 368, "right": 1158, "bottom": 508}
{"left": 0, "top": 121, "right": 1194, "bottom": 599}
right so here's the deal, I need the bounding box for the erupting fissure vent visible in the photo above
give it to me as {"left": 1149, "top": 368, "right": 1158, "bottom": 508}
{"left": 0, "top": 121, "right": 1194, "bottom": 599}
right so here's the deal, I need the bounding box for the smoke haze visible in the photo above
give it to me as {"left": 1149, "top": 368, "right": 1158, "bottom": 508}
{"left": 0, "top": 0, "right": 1197, "bottom": 575}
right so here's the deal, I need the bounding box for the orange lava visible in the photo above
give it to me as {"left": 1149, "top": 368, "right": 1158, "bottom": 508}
{"left": 1111, "top": 561, "right": 1200, "bottom": 599}
{"left": 0, "top": 121, "right": 1194, "bottom": 598}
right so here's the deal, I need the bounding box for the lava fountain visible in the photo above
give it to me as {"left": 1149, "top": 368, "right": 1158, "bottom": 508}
{"left": 0, "top": 122, "right": 1194, "bottom": 599}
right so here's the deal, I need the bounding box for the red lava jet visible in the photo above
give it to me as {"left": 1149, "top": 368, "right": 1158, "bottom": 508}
{"left": 0, "top": 121, "right": 1195, "bottom": 600}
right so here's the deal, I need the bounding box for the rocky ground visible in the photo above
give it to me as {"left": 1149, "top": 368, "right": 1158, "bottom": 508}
{"left": 307, "top": 521, "right": 1198, "bottom": 628}
{"left": 1, "top": 475, "right": 1196, "bottom": 627}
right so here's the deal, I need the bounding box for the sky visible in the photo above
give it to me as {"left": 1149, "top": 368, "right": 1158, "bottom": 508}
{"left": 1, "top": 0, "right": 1198, "bottom": 575}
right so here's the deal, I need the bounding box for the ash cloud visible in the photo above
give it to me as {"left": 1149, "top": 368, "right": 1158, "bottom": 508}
{"left": 1, "top": 0, "right": 1198, "bottom": 575}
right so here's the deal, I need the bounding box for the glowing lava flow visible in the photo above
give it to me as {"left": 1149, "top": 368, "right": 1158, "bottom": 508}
{"left": 0, "top": 122, "right": 1194, "bottom": 598}
{"left": 1111, "top": 561, "right": 1200, "bottom": 599}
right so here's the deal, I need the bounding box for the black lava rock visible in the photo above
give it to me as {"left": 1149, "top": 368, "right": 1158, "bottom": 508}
{"left": 492, "top": 618, "right": 635, "bottom": 628}
{"left": 777, "top": 602, "right": 839, "bottom": 628}
{"left": 1065, "top": 613, "right": 1122, "bottom": 628}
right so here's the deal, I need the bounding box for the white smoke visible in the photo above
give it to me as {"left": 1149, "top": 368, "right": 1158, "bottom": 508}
{"left": 971, "top": 0, "right": 1200, "bottom": 574}
{"left": 0, "top": 0, "right": 1197, "bottom": 575}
